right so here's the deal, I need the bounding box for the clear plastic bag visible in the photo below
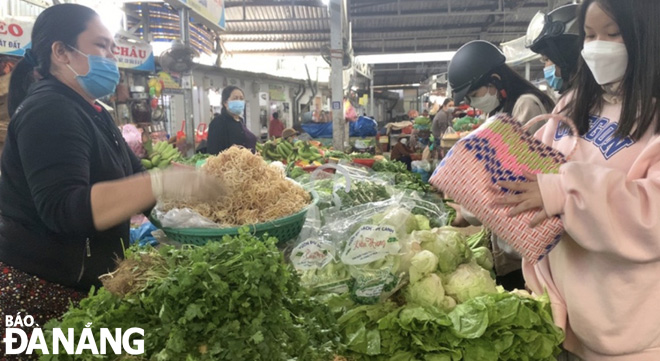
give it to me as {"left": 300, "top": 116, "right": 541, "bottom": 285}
{"left": 320, "top": 198, "right": 418, "bottom": 304}
{"left": 153, "top": 205, "right": 221, "bottom": 228}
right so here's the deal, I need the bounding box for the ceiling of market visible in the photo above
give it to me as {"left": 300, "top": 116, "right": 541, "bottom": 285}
{"left": 7, "top": 0, "right": 572, "bottom": 87}
{"left": 222, "top": 0, "right": 572, "bottom": 86}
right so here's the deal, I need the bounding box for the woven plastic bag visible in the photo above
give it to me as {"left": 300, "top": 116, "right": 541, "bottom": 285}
{"left": 429, "top": 113, "right": 578, "bottom": 263}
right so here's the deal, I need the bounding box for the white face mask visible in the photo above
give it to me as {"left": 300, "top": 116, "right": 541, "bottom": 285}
{"left": 400, "top": 138, "right": 408, "bottom": 145}
{"left": 581, "top": 40, "right": 628, "bottom": 85}
{"left": 469, "top": 89, "right": 500, "bottom": 114}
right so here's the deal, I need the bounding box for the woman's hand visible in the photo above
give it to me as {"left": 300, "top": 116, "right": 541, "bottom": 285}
{"left": 494, "top": 171, "right": 549, "bottom": 227}
{"left": 446, "top": 202, "right": 471, "bottom": 227}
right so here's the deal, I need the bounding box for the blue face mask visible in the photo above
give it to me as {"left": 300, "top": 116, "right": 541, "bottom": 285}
{"left": 67, "top": 47, "right": 120, "bottom": 99}
{"left": 544, "top": 64, "right": 563, "bottom": 91}
{"left": 227, "top": 100, "right": 245, "bottom": 116}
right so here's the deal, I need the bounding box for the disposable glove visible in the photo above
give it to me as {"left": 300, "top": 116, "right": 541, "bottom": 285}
{"left": 150, "top": 168, "right": 225, "bottom": 201}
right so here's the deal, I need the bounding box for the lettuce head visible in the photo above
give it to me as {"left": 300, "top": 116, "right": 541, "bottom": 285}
{"left": 414, "top": 228, "right": 472, "bottom": 274}
{"left": 409, "top": 250, "right": 438, "bottom": 284}
{"left": 443, "top": 261, "right": 497, "bottom": 303}
{"left": 405, "top": 273, "right": 453, "bottom": 310}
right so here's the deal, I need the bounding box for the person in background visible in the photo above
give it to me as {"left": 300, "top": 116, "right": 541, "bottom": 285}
{"left": 422, "top": 109, "right": 429, "bottom": 118}
{"left": 526, "top": 3, "right": 581, "bottom": 94}
{"left": 282, "top": 127, "right": 299, "bottom": 142}
{"left": 446, "top": 39, "right": 556, "bottom": 291}
{"left": 207, "top": 85, "right": 257, "bottom": 154}
{"left": 432, "top": 98, "right": 455, "bottom": 149}
{"left": 0, "top": 5, "right": 223, "bottom": 351}
{"left": 268, "top": 111, "right": 284, "bottom": 138}
{"left": 390, "top": 135, "right": 413, "bottom": 170}
{"left": 497, "top": 1, "right": 660, "bottom": 359}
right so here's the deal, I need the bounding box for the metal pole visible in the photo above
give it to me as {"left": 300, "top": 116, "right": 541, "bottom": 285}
{"left": 330, "top": 0, "right": 345, "bottom": 150}
{"left": 370, "top": 78, "right": 375, "bottom": 118}
{"left": 525, "top": 61, "right": 531, "bottom": 81}
{"left": 180, "top": 7, "right": 195, "bottom": 156}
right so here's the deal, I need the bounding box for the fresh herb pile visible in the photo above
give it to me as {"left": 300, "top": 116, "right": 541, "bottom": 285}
{"left": 372, "top": 159, "right": 408, "bottom": 173}
{"left": 349, "top": 152, "right": 375, "bottom": 159}
{"left": 335, "top": 181, "right": 391, "bottom": 209}
{"left": 176, "top": 153, "right": 212, "bottom": 166}
{"left": 373, "top": 160, "right": 431, "bottom": 193}
{"left": 41, "top": 231, "right": 342, "bottom": 361}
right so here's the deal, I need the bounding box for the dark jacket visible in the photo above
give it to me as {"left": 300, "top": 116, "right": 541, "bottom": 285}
{"left": 0, "top": 78, "right": 145, "bottom": 291}
{"left": 207, "top": 108, "right": 257, "bottom": 155}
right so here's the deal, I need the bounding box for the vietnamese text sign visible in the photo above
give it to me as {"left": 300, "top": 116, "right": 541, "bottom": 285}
{"left": 0, "top": 16, "right": 33, "bottom": 56}
{"left": 113, "top": 40, "right": 155, "bottom": 72}
{"left": 163, "top": 0, "right": 226, "bottom": 32}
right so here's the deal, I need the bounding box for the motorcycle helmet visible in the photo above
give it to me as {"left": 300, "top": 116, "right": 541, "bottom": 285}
{"left": 526, "top": 4, "right": 580, "bottom": 82}
{"left": 447, "top": 40, "right": 506, "bottom": 104}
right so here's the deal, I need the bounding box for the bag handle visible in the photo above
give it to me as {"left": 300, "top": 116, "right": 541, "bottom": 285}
{"left": 523, "top": 113, "right": 580, "bottom": 161}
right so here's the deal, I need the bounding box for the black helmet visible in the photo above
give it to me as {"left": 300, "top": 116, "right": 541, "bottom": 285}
{"left": 448, "top": 40, "right": 506, "bottom": 104}
{"left": 526, "top": 4, "right": 579, "bottom": 79}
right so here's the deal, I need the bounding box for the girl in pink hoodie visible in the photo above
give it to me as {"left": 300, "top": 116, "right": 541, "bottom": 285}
{"left": 496, "top": 1, "right": 660, "bottom": 360}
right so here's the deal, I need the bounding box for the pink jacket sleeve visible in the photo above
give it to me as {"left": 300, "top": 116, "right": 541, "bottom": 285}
{"left": 536, "top": 139, "right": 660, "bottom": 262}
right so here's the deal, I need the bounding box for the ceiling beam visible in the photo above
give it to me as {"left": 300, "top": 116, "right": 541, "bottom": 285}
{"left": 224, "top": 28, "right": 330, "bottom": 35}
{"left": 225, "top": 0, "right": 326, "bottom": 8}
{"left": 227, "top": 17, "right": 329, "bottom": 23}
{"left": 352, "top": 21, "right": 531, "bottom": 33}
{"left": 221, "top": 29, "right": 526, "bottom": 41}
{"left": 350, "top": 3, "right": 546, "bottom": 20}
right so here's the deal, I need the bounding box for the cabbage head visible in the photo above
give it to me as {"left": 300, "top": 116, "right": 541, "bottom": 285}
{"left": 406, "top": 273, "right": 449, "bottom": 309}
{"left": 414, "top": 214, "right": 431, "bottom": 231}
{"left": 443, "top": 261, "right": 497, "bottom": 303}
{"left": 414, "top": 227, "right": 471, "bottom": 274}
{"left": 409, "top": 250, "right": 438, "bottom": 284}
{"left": 376, "top": 207, "right": 418, "bottom": 235}
{"left": 472, "top": 246, "right": 494, "bottom": 271}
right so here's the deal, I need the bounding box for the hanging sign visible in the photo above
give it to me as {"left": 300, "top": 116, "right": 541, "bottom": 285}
{"left": 269, "top": 84, "right": 286, "bottom": 102}
{"left": 113, "top": 40, "right": 155, "bottom": 72}
{"left": 0, "top": 16, "right": 34, "bottom": 56}
{"left": 163, "top": 0, "right": 226, "bottom": 32}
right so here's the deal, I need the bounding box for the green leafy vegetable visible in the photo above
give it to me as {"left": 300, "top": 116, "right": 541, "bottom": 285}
{"left": 405, "top": 274, "right": 456, "bottom": 311}
{"left": 414, "top": 228, "right": 472, "bottom": 274}
{"left": 472, "top": 246, "right": 494, "bottom": 272}
{"left": 42, "top": 230, "right": 342, "bottom": 361}
{"left": 443, "top": 261, "right": 498, "bottom": 304}
{"left": 408, "top": 250, "right": 438, "bottom": 284}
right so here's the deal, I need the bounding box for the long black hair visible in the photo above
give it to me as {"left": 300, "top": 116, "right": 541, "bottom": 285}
{"left": 8, "top": 4, "right": 97, "bottom": 116}
{"left": 477, "top": 64, "right": 555, "bottom": 115}
{"left": 561, "top": 0, "right": 660, "bottom": 139}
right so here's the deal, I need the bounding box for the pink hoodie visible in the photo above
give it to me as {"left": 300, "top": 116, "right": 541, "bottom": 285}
{"left": 523, "top": 95, "right": 660, "bottom": 360}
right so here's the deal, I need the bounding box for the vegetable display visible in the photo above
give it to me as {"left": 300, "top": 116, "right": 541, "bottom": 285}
{"left": 334, "top": 291, "right": 564, "bottom": 361}
{"left": 373, "top": 160, "right": 430, "bottom": 192}
{"left": 452, "top": 116, "right": 481, "bottom": 132}
{"left": 330, "top": 225, "right": 564, "bottom": 361}
{"left": 175, "top": 153, "right": 212, "bottom": 166}
{"left": 258, "top": 139, "right": 324, "bottom": 164}
{"left": 42, "top": 231, "right": 342, "bottom": 361}
{"left": 140, "top": 140, "right": 181, "bottom": 169}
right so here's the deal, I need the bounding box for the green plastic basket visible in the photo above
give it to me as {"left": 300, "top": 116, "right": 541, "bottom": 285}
{"left": 150, "top": 194, "right": 317, "bottom": 246}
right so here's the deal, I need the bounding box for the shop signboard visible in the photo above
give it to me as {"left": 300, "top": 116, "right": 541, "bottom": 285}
{"left": 113, "top": 39, "right": 155, "bottom": 72}
{"left": 269, "top": 84, "right": 286, "bottom": 102}
{"left": 163, "top": 0, "right": 226, "bottom": 32}
{"left": 0, "top": 16, "right": 34, "bottom": 56}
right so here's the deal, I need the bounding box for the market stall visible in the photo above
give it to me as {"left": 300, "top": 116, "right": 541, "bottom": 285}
{"left": 37, "top": 140, "right": 565, "bottom": 360}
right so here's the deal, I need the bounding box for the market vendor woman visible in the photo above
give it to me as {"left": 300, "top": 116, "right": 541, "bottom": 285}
{"left": 0, "top": 4, "right": 223, "bottom": 349}
{"left": 207, "top": 85, "right": 258, "bottom": 154}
